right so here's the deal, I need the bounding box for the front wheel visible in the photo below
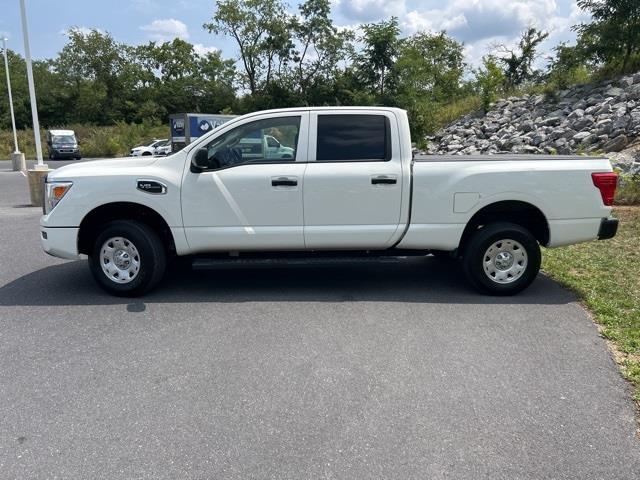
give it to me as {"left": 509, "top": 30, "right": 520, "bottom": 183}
{"left": 462, "top": 222, "right": 541, "bottom": 296}
{"left": 89, "top": 220, "right": 166, "bottom": 296}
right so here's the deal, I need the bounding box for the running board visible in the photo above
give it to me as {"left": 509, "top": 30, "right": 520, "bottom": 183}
{"left": 192, "top": 255, "right": 406, "bottom": 270}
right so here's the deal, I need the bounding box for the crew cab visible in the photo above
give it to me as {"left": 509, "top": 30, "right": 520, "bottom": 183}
{"left": 40, "top": 107, "right": 618, "bottom": 296}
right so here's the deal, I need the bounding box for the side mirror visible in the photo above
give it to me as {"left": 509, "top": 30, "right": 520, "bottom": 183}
{"left": 191, "top": 148, "right": 210, "bottom": 173}
{"left": 267, "top": 138, "right": 280, "bottom": 148}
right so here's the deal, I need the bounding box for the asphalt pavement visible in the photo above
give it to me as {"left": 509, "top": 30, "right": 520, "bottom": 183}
{"left": 1, "top": 159, "right": 639, "bottom": 479}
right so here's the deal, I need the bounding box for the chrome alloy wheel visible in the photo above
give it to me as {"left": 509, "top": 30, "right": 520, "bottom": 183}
{"left": 482, "top": 239, "right": 528, "bottom": 284}
{"left": 100, "top": 236, "right": 141, "bottom": 284}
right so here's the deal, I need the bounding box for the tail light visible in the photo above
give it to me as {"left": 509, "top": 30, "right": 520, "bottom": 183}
{"left": 591, "top": 172, "right": 618, "bottom": 206}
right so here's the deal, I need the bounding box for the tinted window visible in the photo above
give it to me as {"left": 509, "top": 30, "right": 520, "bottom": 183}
{"left": 316, "top": 115, "right": 389, "bottom": 161}
{"left": 195, "top": 116, "right": 300, "bottom": 170}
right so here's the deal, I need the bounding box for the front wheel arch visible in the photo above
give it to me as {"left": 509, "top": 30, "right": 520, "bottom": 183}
{"left": 78, "top": 202, "right": 175, "bottom": 256}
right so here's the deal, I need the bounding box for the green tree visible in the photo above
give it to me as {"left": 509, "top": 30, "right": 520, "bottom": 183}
{"left": 289, "top": 0, "right": 353, "bottom": 103}
{"left": 198, "top": 50, "right": 238, "bottom": 113}
{"left": 204, "top": 0, "right": 291, "bottom": 95}
{"left": 0, "top": 49, "right": 30, "bottom": 129}
{"left": 497, "top": 27, "right": 549, "bottom": 87}
{"left": 55, "top": 28, "right": 138, "bottom": 123}
{"left": 574, "top": 0, "right": 640, "bottom": 72}
{"left": 546, "top": 43, "right": 590, "bottom": 89}
{"left": 357, "top": 17, "right": 401, "bottom": 98}
{"left": 474, "top": 55, "right": 505, "bottom": 112}
{"left": 392, "top": 31, "right": 466, "bottom": 136}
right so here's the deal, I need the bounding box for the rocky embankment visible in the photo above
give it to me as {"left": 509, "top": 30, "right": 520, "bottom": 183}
{"left": 426, "top": 72, "right": 640, "bottom": 172}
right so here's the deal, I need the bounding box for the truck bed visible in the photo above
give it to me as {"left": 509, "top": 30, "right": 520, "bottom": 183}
{"left": 413, "top": 154, "right": 607, "bottom": 162}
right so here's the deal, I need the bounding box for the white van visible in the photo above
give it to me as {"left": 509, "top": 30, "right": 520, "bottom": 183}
{"left": 46, "top": 130, "right": 81, "bottom": 160}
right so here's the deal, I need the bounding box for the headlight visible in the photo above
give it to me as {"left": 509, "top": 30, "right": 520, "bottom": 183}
{"left": 44, "top": 181, "right": 73, "bottom": 214}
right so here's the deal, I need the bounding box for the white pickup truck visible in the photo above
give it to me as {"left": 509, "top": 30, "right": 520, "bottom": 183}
{"left": 40, "top": 107, "right": 619, "bottom": 296}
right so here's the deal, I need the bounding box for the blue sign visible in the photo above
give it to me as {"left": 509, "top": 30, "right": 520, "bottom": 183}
{"left": 171, "top": 118, "right": 185, "bottom": 137}
{"left": 189, "top": 115, "right": 231, "bottom": 139}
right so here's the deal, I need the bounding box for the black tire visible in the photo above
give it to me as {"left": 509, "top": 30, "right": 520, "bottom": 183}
{"left": 88, "top": 220, "right": 166, "bottom": 297}
{"left": 462, "top": 222, "right": 541, "bottom": 296}
{"left": 75, "top": 156, "right": 82, "bottom": 160}
{"left": 142, "top": 151, "right": 152, "bottom": 156}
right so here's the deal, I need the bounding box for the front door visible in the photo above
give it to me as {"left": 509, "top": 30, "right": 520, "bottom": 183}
{"left": 303, "top": 111, "right": 405, "bottom": 249}
{"left": 181, "top": 112, "right": 309, "bottom": 252}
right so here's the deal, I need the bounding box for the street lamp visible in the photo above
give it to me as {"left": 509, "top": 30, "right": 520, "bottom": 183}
{"left": 18, "top": 0, "right": 49, "bottom": 206}
{"left": 2, "top": 37, "right": 25, "bottom": 171}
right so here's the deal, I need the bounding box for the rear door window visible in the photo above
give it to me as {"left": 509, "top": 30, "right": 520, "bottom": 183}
{"left": 316, "top": 114, "right": 390, "bottom": 162}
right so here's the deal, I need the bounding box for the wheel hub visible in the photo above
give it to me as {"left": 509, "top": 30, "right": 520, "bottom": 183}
{"left": 113, "top": 249, "right": 131, "bottom": 269}
{"left": 494, "top": 251, "right": 514, "bottom": 270}
{"left": 483, "top": 239, "right": 528, "bottom": 284}
{"left": 99, "top": 236, "right": 140, "bottom": 284}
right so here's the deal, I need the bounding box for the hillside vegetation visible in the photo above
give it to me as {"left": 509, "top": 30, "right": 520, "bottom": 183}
{"left": 0, "top": 123, "right": 167, "bottom": 159}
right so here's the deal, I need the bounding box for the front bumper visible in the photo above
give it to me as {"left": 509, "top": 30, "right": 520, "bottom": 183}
{"left": 51, "top": 150, "right": 80, "bottom": 159}
{"left": 40, "top": 227, "right": 80, "bottom": 259}
{"left": 597, "top": 217, "right": 618, "bottom": 240}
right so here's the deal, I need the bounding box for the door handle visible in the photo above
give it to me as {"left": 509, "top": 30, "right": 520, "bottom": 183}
{"left": 272, "top": 177, "right": 298, "bottom": 187}
{"left": 371, "top": 176, "right": 397, "bottom": 185}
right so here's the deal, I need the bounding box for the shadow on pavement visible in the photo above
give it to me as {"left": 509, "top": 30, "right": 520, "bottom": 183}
{"left": 0, "top": 256, "right": 576, "bottom": 307}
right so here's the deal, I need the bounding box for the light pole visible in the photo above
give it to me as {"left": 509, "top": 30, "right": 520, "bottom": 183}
{"left": 19, "top": 0, "right": 49, "bottom": 206}
{"left": 2, "top": 37, "right": 25, "bottom": 171}
{"left": 2, "top": 38, "right": 19, "bottom": 153}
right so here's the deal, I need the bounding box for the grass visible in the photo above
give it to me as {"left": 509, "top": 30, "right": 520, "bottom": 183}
{"left": 0, "top": 122, "right": 168, "bottom": 159}
{"left": 433, "top": 95, "right": 482, "bottom": 130}
{"left": 542, "top": 206, "right": 640, "bottom": 400}
{"left": 616, "top": 173, "right": 640, "bottom": 206}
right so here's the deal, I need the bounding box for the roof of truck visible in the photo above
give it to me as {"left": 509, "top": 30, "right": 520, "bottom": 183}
{"left": 48, "top": 129, "right": 75, "bottom": 136}
{"left": 250, "top": 106, "right": 406, "bottom": 114}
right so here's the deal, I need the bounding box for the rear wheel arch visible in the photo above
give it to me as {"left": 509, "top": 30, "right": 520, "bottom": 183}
{"left": 458, "top": 200, "right": 550, "bottom": 254}
{"left": 78, "top": 202, "right": 175, "bottom": 256}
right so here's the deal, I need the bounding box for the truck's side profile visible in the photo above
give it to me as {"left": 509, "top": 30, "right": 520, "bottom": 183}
{"left": 40, "top": 107, "right": 618, "bottom": 296}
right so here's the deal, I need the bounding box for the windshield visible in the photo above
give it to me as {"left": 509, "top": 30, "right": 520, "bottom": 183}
{"left": 149, "top": 140, "right": 166, "bottom": 148}
{"left": 52, "top": 135, "right": 76, "bottom": 144}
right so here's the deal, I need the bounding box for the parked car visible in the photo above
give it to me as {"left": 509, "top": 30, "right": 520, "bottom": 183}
{"left": 40, "top": 107, "right": 619, "bottom": 297}
{"left": 46, "top": 129, "right": 81, "bottom": 160}
{"left": 130, "top": 139, "right": 168, "bottom": 157}
{"left": 264, "top": 135, "right": 295, "bottom": 159}
{"left": 153, "top": 140, "right": 172, "bottom": 156}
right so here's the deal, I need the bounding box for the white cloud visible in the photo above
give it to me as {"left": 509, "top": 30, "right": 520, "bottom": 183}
{"left": 335, "top": 0, "right": 587, "bottom": 68}
{"left": 401, "top": 0, "right": 560, "bottom": 40}
{"left": 338, "top": 0, "right": 406, "bottom": 22}
{"left": 193, "top": 44, "right": 219, "bottom": 57}
{"left": 140, "top": 18, "right": 189, "bottom": 42}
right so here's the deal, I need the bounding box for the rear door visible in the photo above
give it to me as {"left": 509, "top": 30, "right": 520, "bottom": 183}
{"left": 303, "top": 111, "right": 404, "bottom": 249}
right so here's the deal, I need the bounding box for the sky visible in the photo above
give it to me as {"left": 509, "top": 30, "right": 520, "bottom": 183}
{"left": 0, "top": 0, "right": 590, "bottom": 68}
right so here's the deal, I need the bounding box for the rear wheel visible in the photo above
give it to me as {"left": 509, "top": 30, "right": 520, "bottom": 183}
{"left": 89, "top": 220, "right": 166, "bottom": 296}
{"left": 462, "top": 222, "right": 541, "bottom": 295}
